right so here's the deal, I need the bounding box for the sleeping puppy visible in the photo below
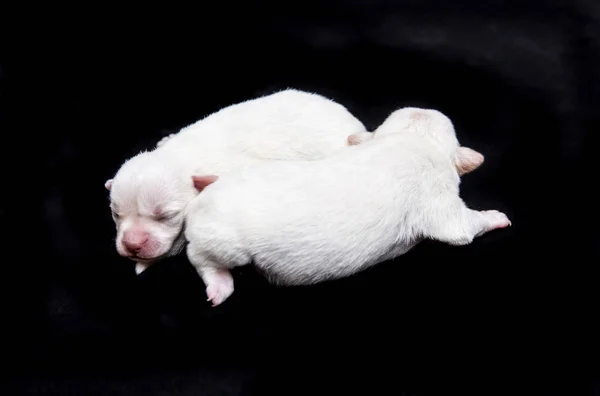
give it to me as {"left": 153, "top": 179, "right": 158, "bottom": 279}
{"left": 184, "top": 107, "right": 510, "bottom": 306}
{"left": 105, "top": 89, "right": 370, "bottom": 275}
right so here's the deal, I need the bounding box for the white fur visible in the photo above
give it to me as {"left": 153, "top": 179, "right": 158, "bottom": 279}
{"left": 184, "top": 108, "right": 511, "bottom": 306}
{"left": 105, "top": 89, "right": 368, "bottom": 273}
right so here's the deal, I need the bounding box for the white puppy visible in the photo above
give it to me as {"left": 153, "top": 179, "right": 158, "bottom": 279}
{"left": 105, "top": 89, "right": 369, "bottom": 274}
{"left": 184, "top": 107, "right": 511, "bottom": 306}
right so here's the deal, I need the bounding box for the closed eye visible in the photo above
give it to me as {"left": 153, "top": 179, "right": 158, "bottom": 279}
{"left": 156, "top": 212, "right": 178, "bottom": 222}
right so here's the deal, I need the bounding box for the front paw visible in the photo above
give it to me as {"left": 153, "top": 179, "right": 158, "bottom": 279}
{"left": 482, "top": 210, "right": 512, "bottom": 230}
{"left": 205, "top": 272, "right": 234, "bottom": 307}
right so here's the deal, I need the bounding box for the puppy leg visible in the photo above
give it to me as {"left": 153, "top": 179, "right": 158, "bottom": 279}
{"left": 186, "top": 234, "right": 250, "bottom": 306}
{"left": 187, "top": 250, "right": 235, "bottom": 307}
{"left": 198, "top": 266, "right": 235, "bottom": 307}
{"left": 427, "top": 200, "right": 511, "bottom": 246}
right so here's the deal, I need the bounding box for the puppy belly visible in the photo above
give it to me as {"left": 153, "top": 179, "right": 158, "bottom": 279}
{"left": 252, "top": 256, "right": 375, "bottom": 286}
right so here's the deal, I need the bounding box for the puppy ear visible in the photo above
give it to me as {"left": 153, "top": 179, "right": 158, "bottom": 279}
{"left": 105, "top": 179, "right": 113, "bottom": 190}
{"left": 192, "top": 175, "right": 219, "bottom": 193}
{"left": 347, "top": 132, "right": 374, "bottom": 146}
{"left": 135, "top": 262, "right": 149, "bottom": 275}
{"left": 455, "top": 147, "right": 484, "bottom": 175}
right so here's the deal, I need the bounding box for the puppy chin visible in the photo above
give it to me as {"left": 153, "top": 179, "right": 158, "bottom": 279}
{"left": 132, "top": 246, "right": 172, "bottom": 275}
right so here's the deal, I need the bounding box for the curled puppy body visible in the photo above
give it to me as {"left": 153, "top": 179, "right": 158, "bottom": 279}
{"left": 105, "top": 89, "right": 369, "bottom": 274}
{"left": 185, "top": 108, "right": 511, "bottom": 306}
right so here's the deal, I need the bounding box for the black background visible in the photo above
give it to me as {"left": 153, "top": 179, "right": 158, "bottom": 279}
{"left": 2, "top": 1, "right": 599, "bottom": 395}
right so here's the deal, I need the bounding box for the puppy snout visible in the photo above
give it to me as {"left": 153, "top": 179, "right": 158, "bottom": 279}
{"left": 122, "top": 231, "right": 149, "bottom": 254}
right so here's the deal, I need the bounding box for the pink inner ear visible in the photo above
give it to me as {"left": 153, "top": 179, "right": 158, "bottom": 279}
{"left": 192, "top": 175, "right": 219, "bottom": 192}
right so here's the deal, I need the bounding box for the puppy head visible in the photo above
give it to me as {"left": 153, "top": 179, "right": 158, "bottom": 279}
{"left": 374, "top": 107, "right": 484, "bottom": 175}
{"left": 105, "top": 151, "right": 198, "bottom": 272}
